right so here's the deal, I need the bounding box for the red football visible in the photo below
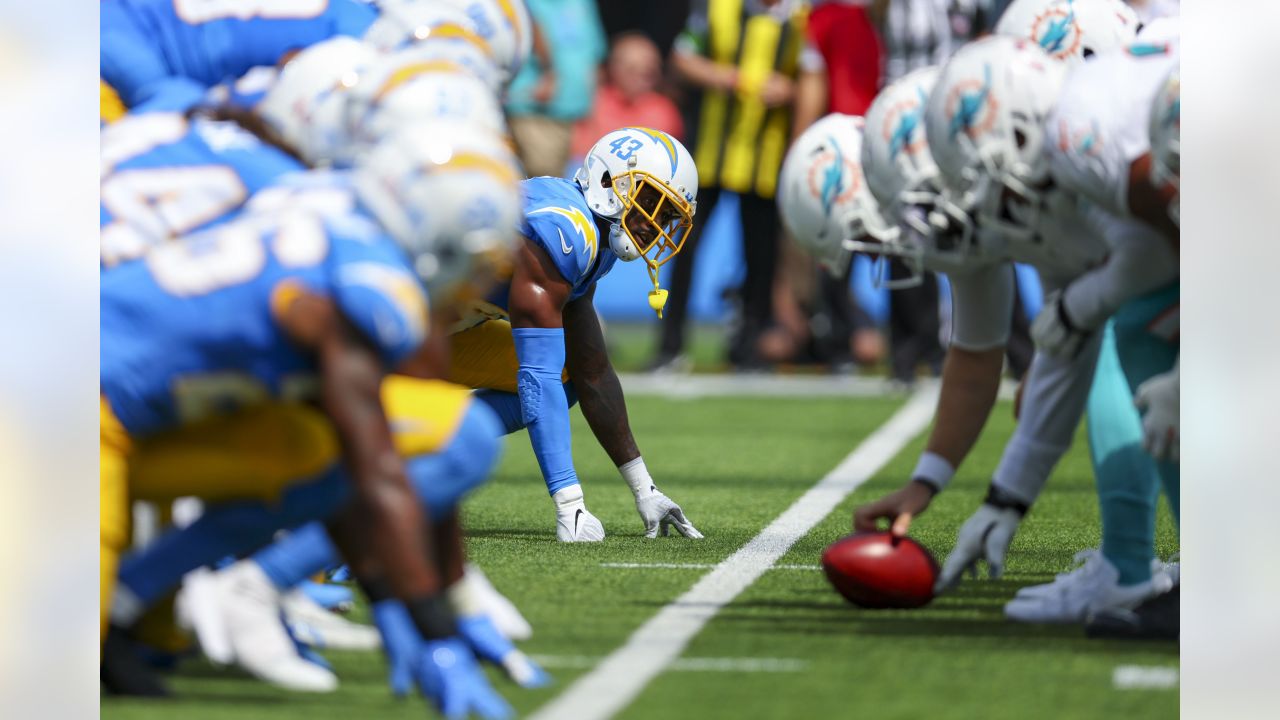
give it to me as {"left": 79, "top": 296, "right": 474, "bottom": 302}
{"left": 821, "top": 532, "right": 939, "bottom": 609}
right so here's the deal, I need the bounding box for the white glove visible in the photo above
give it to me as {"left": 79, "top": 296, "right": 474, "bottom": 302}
{"left": 1134, "top": 364, "right": 1179, "bottom": 463}
{"left": 1031, "top": 289, "right": 1089, "bottom": 358}
{"left": 935, "top": 502, "right": 1023, "bottom": 593}
{"left": 636, "top": 491, "right": 704, "bottom": 539}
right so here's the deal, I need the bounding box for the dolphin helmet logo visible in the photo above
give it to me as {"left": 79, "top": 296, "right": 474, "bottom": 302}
{"left": 884, "top": 85, "right": 930, "bottom": 160}
{"left": 1029, "top": 2, "right": 1082, "bottom": 60}
{"left": 947, "top": 63, "right": 998, "bottom": 140}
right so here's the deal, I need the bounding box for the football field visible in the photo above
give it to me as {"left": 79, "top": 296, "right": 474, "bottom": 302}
{"left": 102, "top": 380, "right": 1179, "bottom": 720}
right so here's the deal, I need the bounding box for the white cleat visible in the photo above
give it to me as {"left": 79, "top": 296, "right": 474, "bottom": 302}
{"left": 282, "top": 589, "right": 381, "bottom": 652}
{"left": 177, "top": 567, "right": 235, "bottom": 666}
{"left": 217, "top": 560, "right": 338, "bottom": 692}
{"left": 1004, "top": 549, "right": 1173, "bottom": 624}
{"left": 553, "top": 485, "right": 605, "bottom": 542}
{"left": 464, "top": 564, "right": 533, "bottom": 641}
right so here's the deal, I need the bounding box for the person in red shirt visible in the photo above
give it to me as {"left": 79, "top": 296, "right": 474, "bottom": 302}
{"left": 794, "top": 0, "right": 884, "bottom": 130}
{"left": 571, "top": 32, "right": 685, "bottom": 162}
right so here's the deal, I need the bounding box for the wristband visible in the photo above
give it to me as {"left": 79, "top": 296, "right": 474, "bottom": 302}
{"left": 910, "top": 452, "right": 955, "bottom": 494}
{"left": 407, "top": 594, "right": 458, "bottom": 640}
{"left": 984, "top": 483, "right": 1031, "bottom": 516}
{"left": 619, "top": 456, "right": 657, "bottom": 499}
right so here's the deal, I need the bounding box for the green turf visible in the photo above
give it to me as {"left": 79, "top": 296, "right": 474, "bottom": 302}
{"left": 102, "top": 393, "right": 1178, "bottom": 719}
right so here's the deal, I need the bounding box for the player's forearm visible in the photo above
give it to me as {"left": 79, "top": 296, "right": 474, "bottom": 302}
{"left": 321, "top": 337, "right": 439, "bottom": 599}
{"left": 573, "top": 366, "right": 641, "bottom": 467}
{"left": 923, "top": 346, "right": 1006, "bottom": 474}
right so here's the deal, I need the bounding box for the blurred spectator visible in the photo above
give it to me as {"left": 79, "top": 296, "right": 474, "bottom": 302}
{"left": 505, "top": 0, "right": 607, "bottom": 177}
{"left": 656, "top": 0, "right": 820, "bottom": 372}
{"left": 781, "top": 0, "right": 886, "bottom": 370}
{"left": 595, "top": 1, "right": 691, "bottom": 57}
{"left": 571, "top": 32, "right": 685, "bottom": 160}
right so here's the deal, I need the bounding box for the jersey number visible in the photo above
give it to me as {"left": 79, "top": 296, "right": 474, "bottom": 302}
{"left": 173, "top": 0, "right": 329, "bottom": 23}
{"left": 102, "top": 166, "right": 249, "bottom": 267}
{"left": 146, "top": 209, "right": 328, "bottom": 297}
{"left": 609, "top": 136, "right": 643, "bottom": 162}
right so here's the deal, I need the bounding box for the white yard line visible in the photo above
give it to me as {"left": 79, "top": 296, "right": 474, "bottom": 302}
{"left": 617, "top": 373, "right": 1010, "bottom": 401}
{"left": 531, "top": 655, "right": 809, "bottom": 673}
{"left": 1112, "top": 665, "right": 1179, "bottom": 690}
{"left": 529, "top": 385, "right": 939, "bottom": 720}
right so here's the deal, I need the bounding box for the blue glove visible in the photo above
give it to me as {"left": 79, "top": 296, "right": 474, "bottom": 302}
{"left": 458, "top": 615, "right": 552, "bottom": 689}
{"left": 370, "top": 600, "right": 416, "bottom": 697}
{"left": 414, "top": 637, "right": 514, "bottom": 720}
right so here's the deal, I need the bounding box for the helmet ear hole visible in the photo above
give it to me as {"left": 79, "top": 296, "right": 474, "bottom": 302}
{"left": 600, "top": 171, "right": 613, "bottom": 189}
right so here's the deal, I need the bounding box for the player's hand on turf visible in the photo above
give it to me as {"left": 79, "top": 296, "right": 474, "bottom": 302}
{"left": 370, "top": 600, "right": 417, "bottom": 697}
{"left": 414, "top": 637, "right": 514, "bottom": 720}
{"left": 457, "top": 614, "right": 551, "bottom": 689}
{"left": 853, "top": 481, "right": 934, "bottom": 538}
{"left": 935, "top": 503, "right": 1022, "bottom": 593}
{"left": 1031, "top": 289, "right": 1089, "bottom": 358}
{"left": 636, "top": 490, "right": 704, "bottom": 539}
{"left": 1134, "top": 364, "right": 1179, "bottom": 463}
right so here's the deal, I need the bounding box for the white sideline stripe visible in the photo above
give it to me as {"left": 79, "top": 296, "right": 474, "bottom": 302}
{"left": 1112, "top": 665, "right": 1179, "bottom": 690}
{"left": 529, "top": 386, "right": 939, "bottom": 720}
{"left": 598, "top": 562, "right": 821, "bottom": 571}
{"left": 617, "top": 373, "right": 1010, "bottom": 401}
{"left": 531, "top": 655, "right": 809, "bottom": 673}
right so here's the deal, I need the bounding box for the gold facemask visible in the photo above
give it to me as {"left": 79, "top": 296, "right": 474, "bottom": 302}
{"left": 610, "top": 170, "right": 695, "bottom": 318}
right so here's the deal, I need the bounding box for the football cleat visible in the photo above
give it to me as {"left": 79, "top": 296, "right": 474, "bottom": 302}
{"left": 552, "top": 485, "right": 606, "bottom": 542}
{"left": 216, "top": 561, "right": 338, "bottom": 692}
{"left": 1085, "top": 584, "right": 1179, "bottom": 641}
{"left": 1004, "top": 549, "right": 1173, "bottom": 623}
{"left": 282, "top": 588, "right": 381, "bottom": 652}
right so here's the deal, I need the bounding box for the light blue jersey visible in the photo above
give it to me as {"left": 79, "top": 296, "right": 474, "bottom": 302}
{"left": 101, "top": 108, "right": 305, "bottom": 268}
{"left": 101, "top": 0, "right": 377, "bottom": 108}
{"left": 510, "top": 176, "right": 617, "bottom": 303}
{"left": 101, "top": 202, "right": 428, "bottom": 436}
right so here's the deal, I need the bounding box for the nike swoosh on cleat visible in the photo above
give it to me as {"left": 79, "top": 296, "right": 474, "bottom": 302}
{"left": 558, "top": 228, "right": 573, "bottom": 255}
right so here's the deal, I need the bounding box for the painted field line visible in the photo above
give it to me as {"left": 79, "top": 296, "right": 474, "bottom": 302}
{"left": 618, "top": 373, "right": 1012, "bottom": 401}
{"left": 529, "top": 385, "right": 939, "bottom": 720}
{"left": 531, "top": 655, "right": 809, "bottom": 673}
{"left": 1112, "top": 665, "right": 1179, "bottom": 690}
{"left": 598, "top": 562, "right": 821, "bottom": 571}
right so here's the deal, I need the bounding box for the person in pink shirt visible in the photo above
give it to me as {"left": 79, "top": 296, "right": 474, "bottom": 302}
{"left": 571, "top": 32, "right": 684, "bottom": 162}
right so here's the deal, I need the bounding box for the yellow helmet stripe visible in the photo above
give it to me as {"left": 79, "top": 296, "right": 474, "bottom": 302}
{"left": 428, "top": 151, "right": 521, "bottom": 186}
{"left": 429, "top": 22, "right": 493, "bottom": 56}
{"left": 373, "top": 59, "right": 467, "bottom": 103}
{"left": 622, "top": 126, "right": 679, "bottom": 175}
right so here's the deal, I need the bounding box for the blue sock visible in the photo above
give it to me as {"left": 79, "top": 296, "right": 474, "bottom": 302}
{"left": 252, "top": 401, "right": 505, "bottom": 590}
{"left": 1088, "top": 324, "right": 1160, "bottom": 586}
{"left": 254, "top": 522, "right": 339, "bottom": 591}
{"left": 118, "top": 466, "right": 349, "bottom": 606}
{"left": 1112, "top": 283, "right": 1181, "bottom": 534}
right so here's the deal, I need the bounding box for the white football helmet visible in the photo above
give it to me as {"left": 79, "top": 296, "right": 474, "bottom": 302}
{"left": 344, "top": 50, "right": 507, "bottom": 153}
{"left": 1148, "top": 66, "right": 1179, "bottom": 226}
{"left": 777, "top": 114, "right": 896, "bottom": 277}
{"left": 996, "top": 0, "right": 1139, "bottom": 64}
{"left": 436, "top": 0, "right": 532, "bottom": 82}
{"left": 863, "top": 67, "right": 941, "bottom": 224}
{"left": 574, "top": 127, "right": 698, "bottom": 317}
{"left": 258, "top": 37, "right": 380, "bottom": 166}
{"left": 925, "top": 36, "right": 1069, "bottom": 252}
{"left": 353, "top": 122, "right": 524, "bottom": 304}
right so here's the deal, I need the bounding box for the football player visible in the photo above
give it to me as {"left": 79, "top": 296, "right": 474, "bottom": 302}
{"left": 442, "top": 127, "right": 706, "bottom": 541}
{"left": 100, "top": 119, "right": 523, "bottom": 716}
{"left": 100, "top": 0, "right": 378, "bottom": 110}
